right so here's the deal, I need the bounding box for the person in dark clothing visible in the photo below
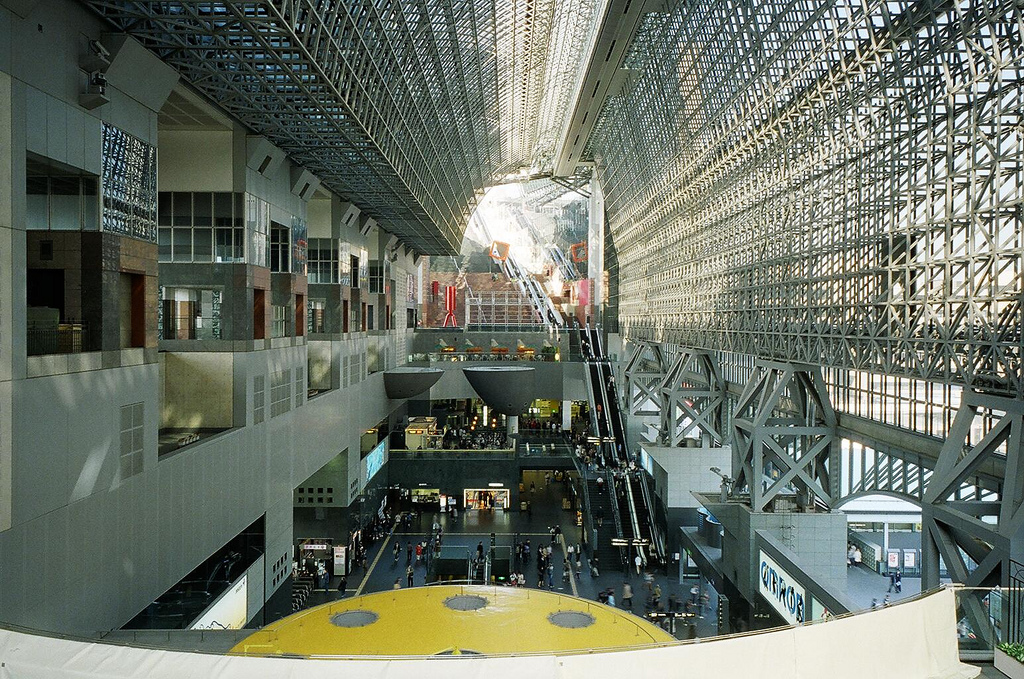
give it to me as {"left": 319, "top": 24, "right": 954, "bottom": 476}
{"left": 477, "top": 541, "right": 484, "bottom": 560}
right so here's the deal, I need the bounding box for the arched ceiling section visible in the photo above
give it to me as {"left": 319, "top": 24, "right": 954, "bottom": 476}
{"left": 84, "top": 0, "right": 599, "bottom": 254}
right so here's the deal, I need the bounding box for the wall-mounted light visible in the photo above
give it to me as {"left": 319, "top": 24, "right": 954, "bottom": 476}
{"left": 488, "top": 483, "right": 504, "bottom": 488}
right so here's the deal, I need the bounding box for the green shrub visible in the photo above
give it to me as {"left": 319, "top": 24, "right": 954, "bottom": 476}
{"left": 998, "top": 642, "right": 1024, "bottom": 663}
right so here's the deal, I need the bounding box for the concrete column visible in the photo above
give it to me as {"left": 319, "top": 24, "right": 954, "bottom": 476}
{"left": 507, "top": 415, "right": 519, "bottom": 435}
{"left": 562, "top": 400, "right": 572, "bottom": 431}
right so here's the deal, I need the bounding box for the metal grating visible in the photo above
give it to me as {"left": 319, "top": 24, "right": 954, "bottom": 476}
{"left": 588, "top": 0, "right": 1024, "bottom": 397}
{"left": 82, "top": 0, "right": 599, "bottom": 255}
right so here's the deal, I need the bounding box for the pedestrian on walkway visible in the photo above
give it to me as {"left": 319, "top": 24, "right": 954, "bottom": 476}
{"left": 634, "top": 554, "right": 642, "bottom": 575}
{"left": 622, "top": 582, "right": 633, "bottom": 610}
{"left": 337, "top": 574, "right": 347, "bottom": 595}
{"left": 393, "top": 579, "right": 401, "bottom": 590}
{"left": 407, "top": 564, "right": 414, "bottom": 587}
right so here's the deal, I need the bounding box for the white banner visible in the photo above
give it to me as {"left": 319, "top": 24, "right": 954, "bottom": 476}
{"left": 758, "top": 550, "right": 806, "bottom": 625}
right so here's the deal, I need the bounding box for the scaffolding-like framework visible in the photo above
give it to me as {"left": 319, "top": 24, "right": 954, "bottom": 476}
{"left": 85, "top": 0, "right": 598, "bottom": 254}
{"left": 590, "top": 0, "right": 1024, "bottom": 398}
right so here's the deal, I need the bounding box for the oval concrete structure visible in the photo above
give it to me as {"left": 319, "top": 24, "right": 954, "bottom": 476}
{"left": 383, "top": 367, "right": 444, "bottom": 399}
{"left": 462, "top": 366, "right": 535, "bottom": 415}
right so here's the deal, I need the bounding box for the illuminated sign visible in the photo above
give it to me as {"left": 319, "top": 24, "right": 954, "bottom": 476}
{"left": 758, "top": 550, "right": 805, "bottom": 625}
{"left": 191, "top": 574, "right": 248, "bottom": 630}
{"left": 365, "top": 439, "right": 386, "bottom": 484}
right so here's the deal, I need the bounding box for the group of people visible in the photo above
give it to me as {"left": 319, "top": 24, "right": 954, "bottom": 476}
{"left": 846, "top": 544, "right": 864, "bottom": 568}
{"left": 440, "top": 428, "right": 508, "bottom": 450}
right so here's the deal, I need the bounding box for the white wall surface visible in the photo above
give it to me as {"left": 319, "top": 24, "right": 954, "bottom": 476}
{"left": 643, "top": 444, "right": 732, "bottom": 508}
{"left": 158, "top": 130, "right": 235, "bottom": 192}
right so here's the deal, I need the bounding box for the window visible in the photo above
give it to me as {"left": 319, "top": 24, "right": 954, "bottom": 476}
{"left": 159, "top": 287, "right": 222, "bottom": 340}
{"left": 307, "top": 238, "right": 339, "bottom": 283}
{"left": 270, "top": 369, "right": 291, "bottom": 418}
{"left": 253, "top": 376, "right": 265, "bottom": 424}
{"left": 247, "top": 194, "right": 269, "bottom": 268}
{"left": 309, "top": 298, "right": 327, "bottom": 334}
{"left": 369, "top": 261, "right": 385, "bottom": 294}
{"left": 101, "top": 123, "right": 157, "bottom": 242}
{"left": 157, "top": 192, "right": 245, "bottom": 263}
{"left": 367, "top": 304, "right": 374, "bottom": 330}
{"left": 269, "top": 223, "right": 289, "bottom": 273}
{"left": 26, "top": 157, "right": 99, "bottom": 232}
{"left": 294, "top": 367, "right": 305, "bottom": 408}
{"left": 119, "top": 403, "right": 144, "bottom": 479}
{"left": 272, "top": 304, "right": 288, "bottom": 338}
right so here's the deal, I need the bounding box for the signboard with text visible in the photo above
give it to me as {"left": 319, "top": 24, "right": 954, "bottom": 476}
{"left": 758, "top": 550, "right": 806, "bottom": 625}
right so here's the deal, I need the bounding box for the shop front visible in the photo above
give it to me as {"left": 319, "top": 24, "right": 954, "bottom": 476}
{"left": 411, "top": 487, "right": 442, "bottom": 508}
{"left": 464, "top": 487, "right": 510, "bottom": 510}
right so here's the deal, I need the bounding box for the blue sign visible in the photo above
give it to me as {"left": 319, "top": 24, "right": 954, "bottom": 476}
{"left": 365, "top": 440, "right": 386, "bottom": 484}
{"left": 758, "top": 550, "right": 805, "bottom": 624}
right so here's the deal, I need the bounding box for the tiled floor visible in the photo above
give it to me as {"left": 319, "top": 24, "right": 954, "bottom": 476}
{"left": 304, "top": 470, "right": 720, "bottom": 639}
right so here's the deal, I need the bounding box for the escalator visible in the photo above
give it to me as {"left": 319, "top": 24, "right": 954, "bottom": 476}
{"left": 581, "top": 324, "right": 666, "bottom": 571}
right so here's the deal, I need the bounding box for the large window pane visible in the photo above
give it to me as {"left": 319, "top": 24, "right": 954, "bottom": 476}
{"left": 49, "top": 177, "right": 80, "bottom": 230}
{"left": 172, "top": 228, "right": 192, "bottom": 261}
{"left": 213, "top": 192, "right": 233, "bottom": 227}
{"left": 172, "top": 192, "right": 192, "bottom": 227}
{"left": 158, "top": 227, "right": 172, "bottom": 262}
{"left": 193, "top": 228, "right": 213, "bottom": 262}
{"left": 192, "top": 192, "right": 212, "bottom": 226}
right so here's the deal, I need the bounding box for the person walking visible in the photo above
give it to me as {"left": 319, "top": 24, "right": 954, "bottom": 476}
{"left": 887, "top": 569, "right": 897, "bottom": 593}
{"left": 406, "top": 564, "right": 414, "bottom": 587}
{"left": 622, "top": 582, "right": 633, "bottom": 611}
{"left": 337, "top": 574, "right": 347, "bottom": 595}
{"left": 634, "top": 553, "right": 643, "bottom": 576}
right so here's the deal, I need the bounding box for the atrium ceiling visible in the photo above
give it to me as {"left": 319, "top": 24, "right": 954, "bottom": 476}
{"left": 84, "top": 0, "right": 601, "bottom": 254}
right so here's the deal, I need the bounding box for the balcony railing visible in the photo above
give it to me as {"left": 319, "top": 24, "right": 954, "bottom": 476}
{"left": 27, "top": 321, "right": 88, "bottom": 356}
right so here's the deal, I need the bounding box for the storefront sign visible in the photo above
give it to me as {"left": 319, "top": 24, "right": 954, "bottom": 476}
{"left": 758, "top": 550, "right": 805, "bottom": 625}
{"left": 333, "top": 546, "right": 346, "bottom": 572}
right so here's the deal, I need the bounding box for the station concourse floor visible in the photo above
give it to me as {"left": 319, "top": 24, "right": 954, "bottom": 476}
{"left": 302, "top": 470, "right": 720, "bottom": 640}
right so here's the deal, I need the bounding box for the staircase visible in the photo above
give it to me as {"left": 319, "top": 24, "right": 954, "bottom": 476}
{"left": 586, "top": 478, "right": 622, "bottom": 572}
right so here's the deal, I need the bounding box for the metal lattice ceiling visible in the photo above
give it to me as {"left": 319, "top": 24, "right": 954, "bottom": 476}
{"left": 84, "top": 0, "right": 599, "bottom": 254}
{"left": 589, "top": 0, "right": 1024, "bottom": 397}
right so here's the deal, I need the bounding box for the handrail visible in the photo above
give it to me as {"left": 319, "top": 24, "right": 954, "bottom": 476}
{"left": 606, "top": 470, "right": 629, "bottom": 571}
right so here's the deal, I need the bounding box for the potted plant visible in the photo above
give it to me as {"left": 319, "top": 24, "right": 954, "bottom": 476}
{"left": 996, "top": 642, "right": 1024, "bottom": 679}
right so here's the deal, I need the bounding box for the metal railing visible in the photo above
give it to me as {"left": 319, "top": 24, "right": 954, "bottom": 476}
{"left": 26, "top": 321, "right": 88, "bottom": 355}
{"left": 0, "top": 586, "right": 977, "bottom": 660}
{"left": 390, "top": 448, "right": 516, "bottom": 460}
{"left": 411, "top": 350, "right": 560, "bottom": 362}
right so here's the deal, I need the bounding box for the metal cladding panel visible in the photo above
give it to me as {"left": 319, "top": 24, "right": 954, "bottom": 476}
{"left": 383, "top": 367, "right": 444, "bottom": 400}
{"left": 462, "top": 366, "right": 536, "bottom": 415}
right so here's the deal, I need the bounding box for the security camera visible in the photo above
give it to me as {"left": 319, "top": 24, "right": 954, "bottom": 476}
{"left": 89, "top": 39, "right": 110, "bottom": 59}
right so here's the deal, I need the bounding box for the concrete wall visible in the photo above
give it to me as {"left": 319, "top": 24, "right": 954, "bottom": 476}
{"left": 643, "top": 444, "right": 732, "bottom": 509}
{"left": 160, "top": 352, "right": 234, "bottom": 428}
{"left": 158, "top": 130, "right": 234, "bottom": 192}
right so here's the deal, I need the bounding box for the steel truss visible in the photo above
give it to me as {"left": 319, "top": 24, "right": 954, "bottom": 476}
{"left": 731, "top": 362, "right": 839, "bottom": 512}
{"left": 922, "top": 390, "right": 1024, "bottom": 644}
{"left": 84, "top": 0, "right": 598, "bottom": 254}
{"left": 658, "top": 348, "right": 726, "bottom": 447}
{"left": 590, "top": 0, "right": 1024, "bottom": 397}
{"left": 623, "top": 341, "right": 666, "bottom": 417}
